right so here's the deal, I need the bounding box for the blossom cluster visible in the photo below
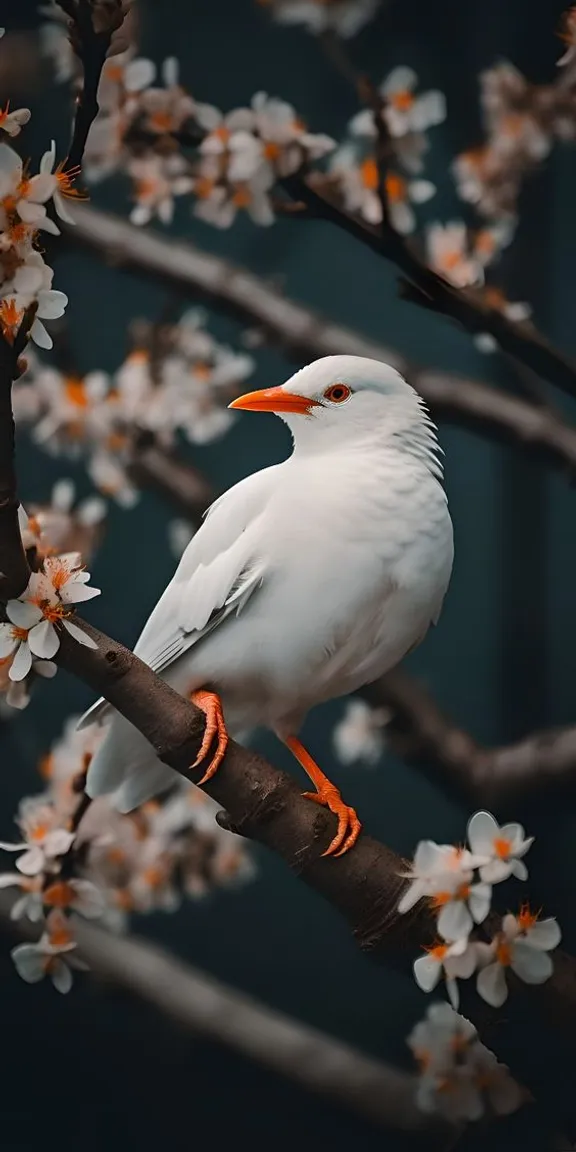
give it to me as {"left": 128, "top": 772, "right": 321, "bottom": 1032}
{"left": 0, "top": 130, "right": 71, "bottom": 350}
{"left": 13, "top": 310, "right": 253, "bottom": 507}
{"left": 18, "top": 478, "right": 107, "bottom": 567}
{"left": 255, "top": 0, "right": 382, "bottom": 38}
{"left": 0, "top": 511, "right": 100, "bottom": 710}
{"left": 328, "top": 67, "right": 444, "bottom": 233}
{"left": 68, "top": 47, "right": 334, "bottom": 229}
{"left": 452, "top": 28, "right": 576, "bottom": 227}
{"left": 407, "top": 1002, "right": 523, "bottom": 1123}
{"left": 3, "top": 716, "right": 255, "bottom": 993}
{"left": 399, "top": 809, "right": 561, "bottom": 1011}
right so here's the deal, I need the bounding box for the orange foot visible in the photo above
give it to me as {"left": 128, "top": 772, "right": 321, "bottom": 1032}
{"left": 190, "top": 689, "right": 229, "bottom": 785}
{"left": 284, "top": 735, "right": 361, "bottom": 857}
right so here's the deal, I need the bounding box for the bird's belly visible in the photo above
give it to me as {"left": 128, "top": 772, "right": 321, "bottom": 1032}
{"left": 163, "top": 565, "right": 436, "bottom": 734}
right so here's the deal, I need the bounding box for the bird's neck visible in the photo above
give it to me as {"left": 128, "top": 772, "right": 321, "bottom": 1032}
{"left": 290, "top": 400, "right": 444, "bottom": 482}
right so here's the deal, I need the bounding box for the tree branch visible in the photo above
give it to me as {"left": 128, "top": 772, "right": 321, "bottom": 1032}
{"left": 361, "top": 671, "right": 576, "bottom": 807}
{"left": 127, "top": 435, "right": 215, "bottom": 521}
{"left": 0, "top": 895, "right": 443, "bottom": 1142}
{"left": 58, "top": 0, "right": 127, "bottom": 176}
{"left": 62, "top": 204, "right": 576, "bottom": 475}
{"left": 281, "top": 174, "right": 576, "bottom": 401}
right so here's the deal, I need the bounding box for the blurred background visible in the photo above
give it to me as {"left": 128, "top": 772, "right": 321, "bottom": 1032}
{"left": 1, "top": 0, "right": 575, "bottom": 1148}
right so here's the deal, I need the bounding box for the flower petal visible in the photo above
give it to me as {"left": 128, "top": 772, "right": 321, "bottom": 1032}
{"left": 525, "top": 918, "right": 561, "bottom": 952}
{"left": 477, "top": 961, "right": 508, "bottom": 1007}
{"left": 28, "top": 619, "right": 60, "bottom": 659}
{"left": 50, "top": 957, "right": 73, "bottom": 993}
{"left": 437, "top": 900, "right": 473, "bottom": 942}
{"left": 6, "top": 599, "right": 42, "bottom": 628}
{"left": 30, "top": 317, "right": 53, "bottom": 350}
{"left": 413, "top": 954, "right": 441, "bottom": 992}
{"left": 0, "top": 872, "right": 22, "bottom": 888}
{"left": 0, "top": 625, "right": 17, "bottom": 658}
{"left": 16, "top": 845, "right": 45, "bottom": 875}
{"left": 59, "top": 582, "right": 100, "bottom": 604}
{"left": 8, "top": 641, "right": 32, "bottom": 681}
{"left": 61, "top": 619, "right": 99, "bottom": 648}
{"left": 469, "top": 883, "right": 492, "bottom": 924}
{"left": 510, "top": 859, "right": 528, "bottom": 881}
{"left": 11, "top": 943, "right": 46, "bottom": 984}
{"left": 467, "top": 810, "right": 499, "bottom": 855}
{"left": 511, "top": 942, "right": 553, "bottom": 984}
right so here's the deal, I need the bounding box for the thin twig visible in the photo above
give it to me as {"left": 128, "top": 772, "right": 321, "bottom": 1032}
{"left": 281, "top": 173, "right": 576, "bottom": 400}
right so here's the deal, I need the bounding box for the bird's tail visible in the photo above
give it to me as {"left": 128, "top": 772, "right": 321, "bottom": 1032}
{"left": 85, "top": 710, "right": 176, "bottom": 812}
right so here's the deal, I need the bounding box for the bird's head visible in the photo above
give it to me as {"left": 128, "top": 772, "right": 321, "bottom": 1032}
{"left": 229, "top": 355, "right": 441, "bottom": 470}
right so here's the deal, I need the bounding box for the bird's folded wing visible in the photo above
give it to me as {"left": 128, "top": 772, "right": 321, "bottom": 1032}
{"left": 77, "top": 466, "right": 279, "bottom": 730}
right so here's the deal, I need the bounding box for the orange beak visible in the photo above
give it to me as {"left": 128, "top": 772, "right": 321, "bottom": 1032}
{"left": 228, "top": 386, "right": 316, "bottom": 414}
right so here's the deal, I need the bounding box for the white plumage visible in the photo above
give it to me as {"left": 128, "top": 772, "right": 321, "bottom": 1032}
{"left": 84, "top": 355, "right": 453, "bottom": 825}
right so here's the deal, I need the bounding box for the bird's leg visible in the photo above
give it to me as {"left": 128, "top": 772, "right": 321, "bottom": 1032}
{"left": 284, "top": 736, "right": 361, "bottom": 857}
{"left": 190, "top": 689, "right": 229, "bottom": 785}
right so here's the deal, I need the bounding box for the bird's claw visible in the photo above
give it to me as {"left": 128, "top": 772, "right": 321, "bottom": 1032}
{"left": 302, "top": 786, "right": 361, "bottom": 857}
{"left": 190, "top": 689, "right": 229, "bottom": 785}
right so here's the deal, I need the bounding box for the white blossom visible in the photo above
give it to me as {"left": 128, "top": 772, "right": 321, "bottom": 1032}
{"left": 408, "top": 1002, "right": 522, "bottom": 1122}
{"left": 476, "top": 909, "right": 561, "bottom": 1007}
{"left": 467, "top": 809, "right": 533, "bottom": 884}
{"left": 0, "top": 797, "right": 75, "bottom": 875}
{"left": 259, "top": 0, "right": 382, "bottom": 38}
{"left": 330, "top": 147, "right": 434, "bottom": 231}
{"left": 332, "top": 698, "right": 389, "bottom": 766}
{"left": 380, "top": 67, "right": 446, "bottom": 139}
{"left": 398, "top": 840, "right": 483, "bottom": 915}
{"left": 413, "top": 937, "right": 480, "bottom": 1009}
{"left": 11, "top": 909, "right": 87, "bottom": 993}
{"left": 0, "top": 103, "right": 31, "bottom": 138}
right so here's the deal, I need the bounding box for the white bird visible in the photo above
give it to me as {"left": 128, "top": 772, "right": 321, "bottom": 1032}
{"left": 83, "top": 355, "right": 453, "bottom": 856}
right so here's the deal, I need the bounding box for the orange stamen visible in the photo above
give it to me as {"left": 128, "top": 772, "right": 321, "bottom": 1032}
{"left": 44, "top": 880, "right": 75, "bottom": 908}
{"left": 424, "top": 941, "right": 449, "bottom": 960}
{"left": 30, "top": 822, "right": 49, "bottom": 842}
{"left": 493, "top": 836, "right": 512, "bottom": 859}
{"left": 49, "top": 922, "right": 74, "bottom": 949}
{"left": 390, "top": 89, "right": 414, "bottom": 112}
{"left": 518, "top": 902, "right": 540, "bottom": 932}
{"left": 64, "top": 375, "right": 88, "bottom": 408}
{"left": 231, "top": 185, "right": 252, "bottom": 208}
{"left": 263, "top": 141, "right": 281, "bottom": 161}
{"left": 149, "top": 110, "right": 174, "bottom": 132}
{"left": 56, "top": 161, "right": 88, "bottom": 200}
{"left": 0, "top": 298, "right": 23, "bottom": 343}
{"left": 360, "top": 156, "right": 378, "bottom": 190}
{"left": 11, "top": 625, "right": 29, "bottom": 642}
{"left": 385, "top": 172, "right": 406, "bottom": 202}
{"left": 496, "top": 939, "right": 512, "bottom": 966}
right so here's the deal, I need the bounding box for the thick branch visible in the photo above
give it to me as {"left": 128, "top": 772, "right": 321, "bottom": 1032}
{"left": 361, "top": 671, "right": 576, "bottom": 806}
{"left": 281, "top": 174, "right": 576, "bottom": 401}
{"left": 63, "top": 205, "right": 576, "bottom": 475}
{"left": 0, "top": 896, "right": 440, "bottom": 1141}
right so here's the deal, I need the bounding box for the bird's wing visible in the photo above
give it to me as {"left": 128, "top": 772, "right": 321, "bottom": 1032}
{"left": 78, "top": 466, "right": 280, "bottom": 729}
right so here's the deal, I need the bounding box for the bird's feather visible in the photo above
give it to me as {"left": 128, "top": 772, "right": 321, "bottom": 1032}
{"left": 84, "top": 468, "right": 279, "bottom": 799}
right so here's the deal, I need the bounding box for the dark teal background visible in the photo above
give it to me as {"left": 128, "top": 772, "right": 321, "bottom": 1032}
{"left": 0, "top": 1, "right": 575, "bottom": 1148}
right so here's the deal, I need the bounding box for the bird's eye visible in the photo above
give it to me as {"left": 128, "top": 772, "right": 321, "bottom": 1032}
{"left": 323, "top": 383, "right": 351, "bottom": 404}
